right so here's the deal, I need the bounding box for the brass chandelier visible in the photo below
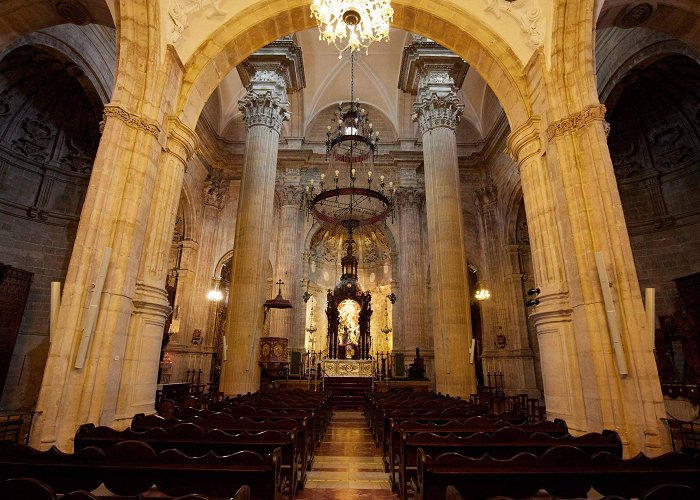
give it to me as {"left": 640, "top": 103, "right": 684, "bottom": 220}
{"left": 305, "top": 52, "right": 394, "bottom": 233}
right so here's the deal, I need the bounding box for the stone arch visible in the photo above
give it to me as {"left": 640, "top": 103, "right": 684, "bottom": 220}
{"left": 176, "top": 0, "right": 532, "bottom": 133}
{"left": 0, "top": 26, "right": 117, "bottom": 110}
{"left": 597, "top": 36, "right": 700, "bottom": 106}
{"left": 177, "top": 183, "right": 198, "bottom": 244}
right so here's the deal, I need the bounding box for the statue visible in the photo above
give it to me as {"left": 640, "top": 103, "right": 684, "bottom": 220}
{"left": 408, "top": 347, "right": 426, "bottom": 379}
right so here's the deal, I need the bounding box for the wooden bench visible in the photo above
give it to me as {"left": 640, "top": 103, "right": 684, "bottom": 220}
{"left": 76, "top": 424, "right": 298, "bottom": 498}
{"left": 0, "top": 477, "right": 252, "bottom": 500}
{"left": 0, "top": 441, "right": 281, "bottom": 500}
{"left": 398, "top": 428, "right": 621, "bottom": 500}
{"left": 413, "top": 445, "right": 700, "bottom": 500}
{"left": 386, "top": 417, "right": 569, "bottom": 491}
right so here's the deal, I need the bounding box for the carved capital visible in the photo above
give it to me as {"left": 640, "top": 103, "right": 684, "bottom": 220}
{"left": 102, "top": 104, "right": 160, "bottom": 138}
{"left": 203, "top": 176, "right": 229, "bottom": 209}
{"left": 396, "top": 187, "right": 424, "bottom": 210}
{"left": 413, "top": 92, "right": 464, "bottom": 133}
{"left": 238, "top": 70, "right": 290, "bottom": 132}
{"left": 546, "top": 104, "right": 607, "bottom": 141}
{"left": 476, "top": 183, "right": 498, "bottom": 210}
{"left": 166, "top": 117, "right": 199, "bottom": 165}
{"left": 507, "top": 116, "right": 542, "bottom": 164}
{"left": 278, "top": 185, "right": 304, "bottom": 207}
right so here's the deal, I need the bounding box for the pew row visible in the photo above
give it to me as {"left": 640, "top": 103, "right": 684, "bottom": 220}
{"left": 0, "top": 441, "right": 281, "bottom": 500}
{"left": 413, "top": 446, "right": 700, "bottom": 500}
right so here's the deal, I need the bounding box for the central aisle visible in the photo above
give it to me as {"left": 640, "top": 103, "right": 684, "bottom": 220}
{"left": 296, "top": 411, "right": 397, "bottom": 499}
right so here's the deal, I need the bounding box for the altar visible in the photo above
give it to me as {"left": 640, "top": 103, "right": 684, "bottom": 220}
{"left": 322, "top": 358, "right": 374, "bottom": 377}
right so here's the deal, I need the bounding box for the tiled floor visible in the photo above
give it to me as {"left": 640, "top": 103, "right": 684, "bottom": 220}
{"left": 296, "top": 411, "right": 398, "bottom": 499}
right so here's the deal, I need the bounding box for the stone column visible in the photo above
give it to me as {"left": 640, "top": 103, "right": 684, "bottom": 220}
{"left": 114, "top": 118, "right": 198, "bottom": 424}
{"left": 270, "top": 180, "right": 304, "bottom": 348}
{"left": 396, "top": 182, "right": 426, "bottom": 357}
{"left": 413, "top": 75, "right": 475, "bottom": 398}
{"left": 219, "top": 70, "right": 289, "bottom": 395}
{"left": 509, "top": 113, "right": 668, "bottom": 455}
{"left": 31, "top": 104, "right": 165, "bottom": 450}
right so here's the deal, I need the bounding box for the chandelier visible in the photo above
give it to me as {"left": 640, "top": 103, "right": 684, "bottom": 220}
{"left": 305, "top": 53, "right": 394, "bottom": 233}
{"left": 474, "top": 281, "right": 491, "bottom": 301}
{"left": 310, "top": 0, "right": 394, "bottom": 56}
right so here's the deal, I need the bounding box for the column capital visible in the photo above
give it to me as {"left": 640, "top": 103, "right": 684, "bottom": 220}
{"left": 278, "top": 184, "right": 304, "bottom": 207}
{"left": 507, "top": 116, "right": 542, "bottom": 165}
{"left": 238, "top": 70, "right": 290, "bottom": 132}
{"left": 412, "top": 72, "right": 464, "bottom": 133}
{"left": 203, "top": 175, "right": 229, "bottom": 209}
{"left": 396, "top": 186, "right": 424, "bottom": 210}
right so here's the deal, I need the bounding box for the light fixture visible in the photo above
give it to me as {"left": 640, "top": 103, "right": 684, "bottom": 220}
{"left": 304, "top": 52, "right": 394, "bottom": 234}
{"left": 207, "top": 285, "right": 223, "bottom": 302}
{"left": 474, "top": 281, "right": 491, "bottom": 301}
{"left": 310, "top": 0, "right": 394, "bottom": 57}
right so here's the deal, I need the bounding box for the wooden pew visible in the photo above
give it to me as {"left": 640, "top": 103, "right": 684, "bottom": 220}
{"left": 413, "top": 446, "right": 700, "bottom": 500}
{"left": 0, "top": 477, "right": 253, "bottom": 500}
{"left": 386, "top": 417, "right": 569, "bottom": 491}
{"left": 134, "top": 410, "right": 315, "bottom": 476}
{"left": 0, "top": 441, "right": 282, "bottom": 500}
{"left": 75, "top": 424, "right": 298, "bottom": 498}
{"left": 398, "top": 428, "right": 621, "bottom": 500}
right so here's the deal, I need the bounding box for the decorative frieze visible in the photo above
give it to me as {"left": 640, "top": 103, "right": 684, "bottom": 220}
{"left": 545, "top": 104, "right": 607, "bottom": 141}
{"left": 102, "top": 105, "right": 161, "bottom": 138}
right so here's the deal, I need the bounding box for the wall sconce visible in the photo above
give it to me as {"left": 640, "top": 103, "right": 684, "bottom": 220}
{"left": 207, "top": 285, "right": 223, "bottom": 302}
{"left": 474, "top": 281, "right": 491, "bottom": 301}
{"left": 525, "top": 287, "right": 540, "bottom": 307}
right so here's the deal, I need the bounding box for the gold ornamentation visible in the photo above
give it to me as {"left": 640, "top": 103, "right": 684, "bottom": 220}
{"left": 546, "top": 104, "right": 607, "bottom": 141}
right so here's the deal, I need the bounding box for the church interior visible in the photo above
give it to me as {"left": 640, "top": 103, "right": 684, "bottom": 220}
{"left": 1, "top": 0, "right": 700, "bottom": 498}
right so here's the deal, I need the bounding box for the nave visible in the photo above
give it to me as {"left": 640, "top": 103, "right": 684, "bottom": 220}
{"left": 297, "top": 411, "right": 396, "bottom": 499}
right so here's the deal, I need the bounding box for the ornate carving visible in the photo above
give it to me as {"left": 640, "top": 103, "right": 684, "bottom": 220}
{"left": 203, "top": 176, "right": 229, "bottom": 209}
{"left": 609, "top": 137, "right": 644, "bottom": 179}
{"left": 59, "top": 137, "right": 94, "bottom": 174}
{"left": 53, "top": 0, "right": 91, "bottom": 25}
{"left": 0, "top": 89, "right": 13, "bottom": 116}
{"left": 616, "top": 3, "right": 655, "bottom": 29}
{"left": 650, "top": 121, "right": 691, "bottom": 170}
{"left": 413, "top": 92, "right": 464, "bottom": 133}
{"left": 167, "top": 0, "right": 225, "bottom": 44}
{"left": 103, "top": 105, "right": 160, "bottom": 138}
{"left": 396, "top": 187, "right": 424, "bottom": 210}
{"left": 545, "top": 104, "right": 607, "bottom": 141}
{"left": 238, "top": 71, "right": 290, "bottom": 132}
{"left": 476, "top": 183, "right": 498, "bottom": 209}
{"left": 12, "top": 113, "right": 55, "bottom": 161}
{"left": 484, "top": 0, "right": 544, "bottom": 48}
{"left": 279, "top": 185, "right": 304, "bottom": 207}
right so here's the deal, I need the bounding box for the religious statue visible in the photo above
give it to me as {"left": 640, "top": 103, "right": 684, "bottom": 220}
{"left": 408, "top": 347, "right": 426, "bottom": 379}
